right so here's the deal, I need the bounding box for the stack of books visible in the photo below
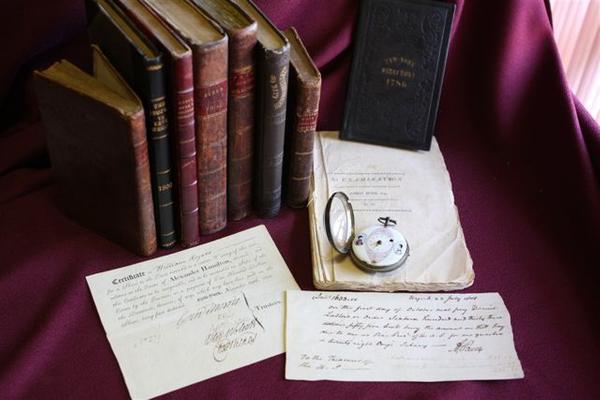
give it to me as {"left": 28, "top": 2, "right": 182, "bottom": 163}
{"left": 34, "top": 0, "right": 321, "bottom": 256}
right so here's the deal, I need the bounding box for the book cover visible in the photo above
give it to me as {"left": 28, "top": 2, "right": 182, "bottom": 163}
{"left": 34, "top": 46, "right": 157, "bottom": 256}
{"left": 194, "top": 0, "right": 258, "bottom": 222}
{"left": 116, "top": 0, "right": 200, "bottom": 247}
{"left": 341, "top": 0, "right": 454, "bottom": 150}
{"left": 282, "top": 27, "right": 321, "bottom": 209}
{"left": 231, "top": 0, "right": 290, "bottom": 218}
{"left": 145, "top": 0, "right": 229, "bottom": 235}
{"left": 87, "top": 0, "right": 177, "bottom": 248}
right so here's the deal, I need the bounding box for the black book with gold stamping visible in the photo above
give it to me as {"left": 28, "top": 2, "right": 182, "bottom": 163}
{"left": 342, "top": 0, "right": 454, "bottom": 151}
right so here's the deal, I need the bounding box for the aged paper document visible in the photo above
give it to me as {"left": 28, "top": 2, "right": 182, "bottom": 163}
{"left": 310, "top": 131, "right": 474, "bottom": 291}
{"left": 286, "top": 291, "right": 523, "bottom": 382}
{"left": 87, "top": 225, "right": 300, "bottom": 399}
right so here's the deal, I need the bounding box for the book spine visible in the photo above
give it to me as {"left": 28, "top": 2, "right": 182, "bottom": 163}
{"left": 287, "top": 76, "right": 320, "bottom": 208}
{"left": 115, "top": 0, "right": 199, "bottom": 247}
{"left": 193, "top": 39, "right": 228, "bottom": 234}
{"left": 146, "top": 60, "right": 177, "bottom": 248}
{"left": 227, "top": 26, "right": 257, "bottom": 221}
{"left": 130, "top": 111, "right": 159, "bottom": 256}
{"left": 171, "top": 54, "right": 200, "bottom": 247}
{"left": 255, "top": 46, "right": 290, "bottom": 217}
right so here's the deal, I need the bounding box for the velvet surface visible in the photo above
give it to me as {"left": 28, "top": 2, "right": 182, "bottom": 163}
{"left": 1, "top": 0, "right": 599, "bottom": 399}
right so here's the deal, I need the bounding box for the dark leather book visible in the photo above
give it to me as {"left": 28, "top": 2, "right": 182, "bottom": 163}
{"left": 87, "top": 0, "right": 177, "bottom": 248}
{"left": 341, "top": 0, "right": 454, "bottom": 150}
{"left": 282, "top": 27, "right": 321, "bottom": 209}
{"left": 231, "top": 0, "right": 290, "bottom": 218}
{"left": 34, "top": 46, "right": 156, "bottom": 256}
{"left": 193, "top": 0, "right": 257, "bottom": 222}
{"left": 145, "top": 0, "right": 228, "bottom": 235}
{"left": 116, "top": 0, "right": 199, "bottom": 248}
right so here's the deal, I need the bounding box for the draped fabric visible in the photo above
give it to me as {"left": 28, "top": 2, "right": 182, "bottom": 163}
{"left": 551, "top": 0, "right": 600, "bottom": 121}
{"left": 1, "top": 1, "right": 598, "bottom": 399}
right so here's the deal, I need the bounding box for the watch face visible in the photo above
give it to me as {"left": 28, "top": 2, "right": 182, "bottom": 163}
{"left": 351, "top": 225, "right": 408, "bottom": 272}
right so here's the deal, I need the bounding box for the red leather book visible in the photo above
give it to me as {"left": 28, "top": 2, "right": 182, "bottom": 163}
{"left": 194, "top": 0, "right": 258, "bottom": 222}
{"left": 34, "top": 46, "right": 157, "bottom": 256}
{"left": 146, "top": 0, "right": 229, "bottom": 235}
{"left": 116, "top": 0, "right": 199, "bottom": 247}
{"left": 282, "top": 27, "right": 321, "bottom": 208}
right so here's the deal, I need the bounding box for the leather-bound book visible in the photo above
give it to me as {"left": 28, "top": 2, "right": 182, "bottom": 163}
{"left": 341, "top": 0, "right": 454, "bottom": 150}
{"left": 282, "top": 27, "right": 321, "bottom": 208}
{"left": 231, "top": 0, "right": 290, "bottom": 218}
{"left": 116, "top": 0, "right": 199, "bottom": 247}
{"left": 193, "top": 0, "right": 257, "bottom": 222}
{"left": 145, "top": 0, "right": 228, "bottom": 235}
{"left": 87, "top": 0, "right": 177, "bottom": 248}
{"left": 34, "top": 46, "right": 156, "bottom": 256}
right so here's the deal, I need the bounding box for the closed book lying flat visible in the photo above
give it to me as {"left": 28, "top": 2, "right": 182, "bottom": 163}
{"left": 34, "top": 46, "right": 156, "bottom": 256}
{"left": 117, "top": 0, "right": 200, "bottom": 248}
{"left": 282, "top": 27, "right": 321, "bottom": 209}
{"left": 231, "top": 0, "right": 289, "bottom": 218}
{"left": 146, "top": 0, "right": 229, "bottom": 235}
{"left": 194, "top": 0, "right": 257, "bottom": 222}
{"left": 87, "top": 0, "right": 177, "bottom": 248}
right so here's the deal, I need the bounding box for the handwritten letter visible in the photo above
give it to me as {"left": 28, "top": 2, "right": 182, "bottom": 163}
{"left": 87, "top": 225, "right": 299, "bottom": 399}
{"left": 285, "top": 291, "right": 523, "bottom": 381}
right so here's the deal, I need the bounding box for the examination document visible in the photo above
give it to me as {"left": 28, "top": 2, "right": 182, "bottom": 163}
{"left": 310, "top": 131, "right": 474, "bottom": 291}
{"left": 87, "top": 225, "right": 300, "bottom": 399}
{"left": 285, "top": 291, "right": 524, "bottom": 382}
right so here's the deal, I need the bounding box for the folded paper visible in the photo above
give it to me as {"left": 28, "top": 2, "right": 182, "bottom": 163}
{"left": 87, "top": 225, "right": 300, "bottom": 399}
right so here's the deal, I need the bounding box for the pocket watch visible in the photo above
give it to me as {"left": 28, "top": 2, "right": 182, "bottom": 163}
{"left": 324, "top": 192, "right": 409, "bottom": 273}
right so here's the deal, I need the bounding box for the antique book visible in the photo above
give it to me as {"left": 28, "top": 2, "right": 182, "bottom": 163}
{"left": 231, "top": 0, "right": 290, "bottom": 218}
{"left": 282, "top": 27, "right": 321, "bottom": 208}
{"left": 87, "top": 0, "right": 177, "bottom": 248}
{"left": 116, "top": 0, "right": 200, "bottom": 247}
{"left": 146, "top": 0, "right": 229, "bottom": 235}
{"left": 194, "top": 0, "right": 257, "bottom": 222}
{"left": 310, "top": 131, "right": 473, "bottom": 291}
{"left": 341, "top": 0, "right": 454, "bottom": 150}
{"left": 34, "top": 46, "right": 156, "bottom": 256}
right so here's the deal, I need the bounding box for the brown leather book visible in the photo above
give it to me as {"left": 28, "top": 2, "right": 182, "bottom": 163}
{"left": 282, "top": 27, "right": 321, "bottom": 208}
{"left": 116, "top": 0, "right": 200, "bottom": 247}
{"left": 146, "top": 0, "right": 228, "bottom": 235}
{"left": 34, "top": 46, "right": 156, "bottom": 256}
{"left": 193, "top": 0, "right": 257, "bottom": 222}
{"left": 231, "top": 0, "right": 290, "bottom": 218}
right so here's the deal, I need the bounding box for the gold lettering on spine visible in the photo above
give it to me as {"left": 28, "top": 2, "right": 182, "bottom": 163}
{"left": 198, "top": 81, "right": 227, "bottom": 116}
{"left": 270, "top": 65, "right": 289, "bottom": 110}
{"left": 150, "top": 98, "right": 168, "bottom": 136}
{"left": 177, "top": 97, "right": 195, "bottom": 120}
{"left": 158, "top": 182, "right": 173, "bottom": 192}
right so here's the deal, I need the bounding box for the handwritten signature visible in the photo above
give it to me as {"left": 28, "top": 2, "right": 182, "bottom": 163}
{"left": 204, "top": 292, "right": 266, "bottom": 362}
{"left": 449, "top": 339, "right": 483, "bottom": 353}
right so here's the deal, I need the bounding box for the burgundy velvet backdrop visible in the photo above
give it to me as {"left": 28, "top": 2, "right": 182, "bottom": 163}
{"left": 1, "top": 0, "right": 599, "bottom": 399}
